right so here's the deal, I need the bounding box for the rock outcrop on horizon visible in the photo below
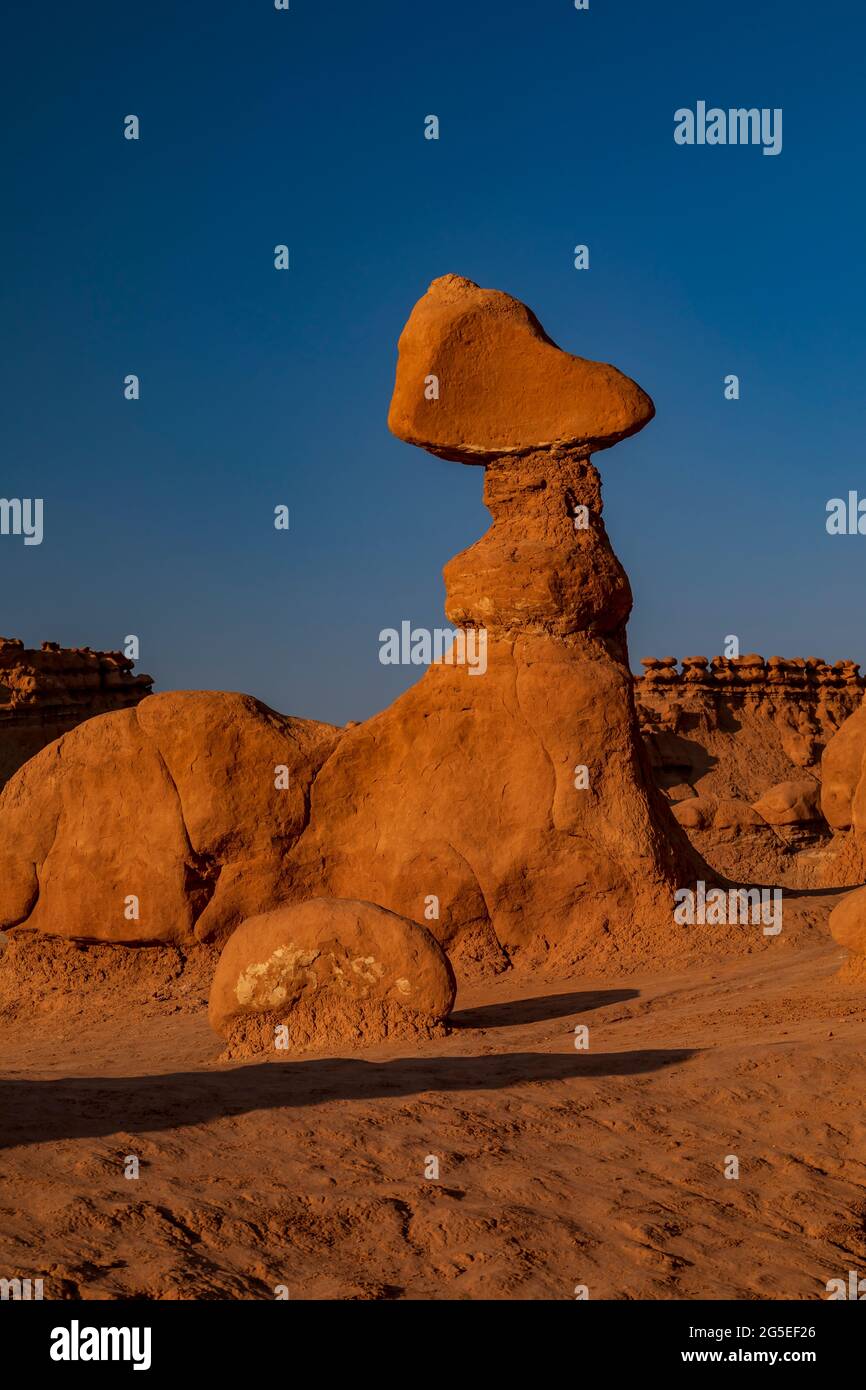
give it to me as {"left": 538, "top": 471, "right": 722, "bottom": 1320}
{"left": 0, "top": 637, "right": 152, "bottom": 789}
{"left": 0, "top": 275, "right": 706, "bottom": 976}
{"left": 637, "top": 654, "right": 862, "bottom": 800}
{"left": 636, "top": 655, "right": 863, "bottom": 884}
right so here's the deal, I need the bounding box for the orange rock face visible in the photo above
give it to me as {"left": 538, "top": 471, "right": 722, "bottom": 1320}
{"left": 829, "top": 886, "right": 866, "bottom": 958}
{"left": 281, "top": 455, "right": 699, "bottom": 969}
{"left": 820, "top": 704, "right": 866, "bottom": 971}
{"left": 753, "top": 780, "right": 821, "bottom": 827}
{"left": 0, "top": 275, "right": 703, "bottom": 975}
{"left": 387, "top": 274, "right": 655, "bottom": 464}
{"left": 811, "top": 702, "right": 866, "bottom": 896}
{"left": 0, "top": 692, "right": 340, "bottom": 945}
{"left": 821, "top": 704, "right": 866, "bottom": 834}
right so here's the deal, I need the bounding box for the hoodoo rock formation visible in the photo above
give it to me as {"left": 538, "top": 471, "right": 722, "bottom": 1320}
{"left": 283, "top": 275, "right": 702, "bottom": 971}
{"left": 0, "top": 638, "right": 152, "bottom": 788}
{"left": 636, "top": 654, "right": 864, "bottom": 883}
{"left": 0, "top": 275, "right": 706, "bottom": 981}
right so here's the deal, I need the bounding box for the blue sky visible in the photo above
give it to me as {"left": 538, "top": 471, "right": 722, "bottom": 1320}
{"left": 2, "top": 0, "right": 864, "bottom": 724}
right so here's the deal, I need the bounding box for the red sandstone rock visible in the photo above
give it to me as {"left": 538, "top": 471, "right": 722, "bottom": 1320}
{"left": 672, "top": 797, "right": 716, "bottom": 831}
{"left": 821, "top": 704, "right": 866, "bottom": 833}
{"left": 829, "top": 885, "right": 866, "bottom": 959}
{"left": 713, "top": 799, "right": 766, "bottom": 830}
{"left": 208, "top": 897, "right": 456, "bottom": 1055}
{"left": 636, "top": 655, "right": 861, "bottom": 884}
{"left": 651, "top": 664, "right": 853, "bottom": 885}
{"left": 388, "top": 274, "right": 654, "bottom": 464}
{"left": 0, "top": 693, "right": 340, "bottom": 945}
{"left": 813, "top": 703, "right": 866, "bottom": 893}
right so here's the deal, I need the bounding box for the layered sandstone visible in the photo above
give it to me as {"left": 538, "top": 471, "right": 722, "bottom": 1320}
{"left": 0, "top": 638, "right": 152, "bottom": 787}
{"left": 635, "top": 655, "right": 863, "bottom": 884}
{"left": 636, "top": 654, "right": 863, "bottom": 799}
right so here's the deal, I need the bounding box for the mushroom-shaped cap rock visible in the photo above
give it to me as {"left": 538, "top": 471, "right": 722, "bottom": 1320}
{"left": 387, "top": 274, "right": 655, "bottom": 463}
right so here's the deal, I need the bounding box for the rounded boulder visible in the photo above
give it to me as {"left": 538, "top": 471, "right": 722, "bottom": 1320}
{"left": 208, "top": 897, "right": 457, "bottom": 1055}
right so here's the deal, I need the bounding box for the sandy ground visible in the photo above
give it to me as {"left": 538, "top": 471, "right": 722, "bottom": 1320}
{"left": 2, "top": 896, "right": 866, "bottom": 1301}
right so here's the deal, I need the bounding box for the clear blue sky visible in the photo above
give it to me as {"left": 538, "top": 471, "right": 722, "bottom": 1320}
{"left": 3, "top": 0, "right": 864, "bottom": 725}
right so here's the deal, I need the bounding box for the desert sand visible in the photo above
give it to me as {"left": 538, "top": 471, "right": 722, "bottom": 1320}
{"left": 2, "top": 896, "right": 865, "bottom": 1301}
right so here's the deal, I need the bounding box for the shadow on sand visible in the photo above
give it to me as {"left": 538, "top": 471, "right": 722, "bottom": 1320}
{"left": 0, "top": 1040, "right": 695, "bottom": 1149}
{"left": 449, "top": 987, "right": 638, "bottom": 1029}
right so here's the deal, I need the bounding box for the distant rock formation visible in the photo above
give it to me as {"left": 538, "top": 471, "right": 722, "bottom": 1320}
{"left": 636, "top": 655, "right": 863, "bottom": 792}
{"left": 0, "top": 638, "right": 153, "bottom": 788}
{"left": 0, "top": 275, "right": 707, "bottom": 976}
{"left": 635, "top": 654, "right": 863, "bottom": 884}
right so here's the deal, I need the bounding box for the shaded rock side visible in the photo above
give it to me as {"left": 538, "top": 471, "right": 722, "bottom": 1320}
{"left": 816, "top": 704, "right": 866, "bottom": 886}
